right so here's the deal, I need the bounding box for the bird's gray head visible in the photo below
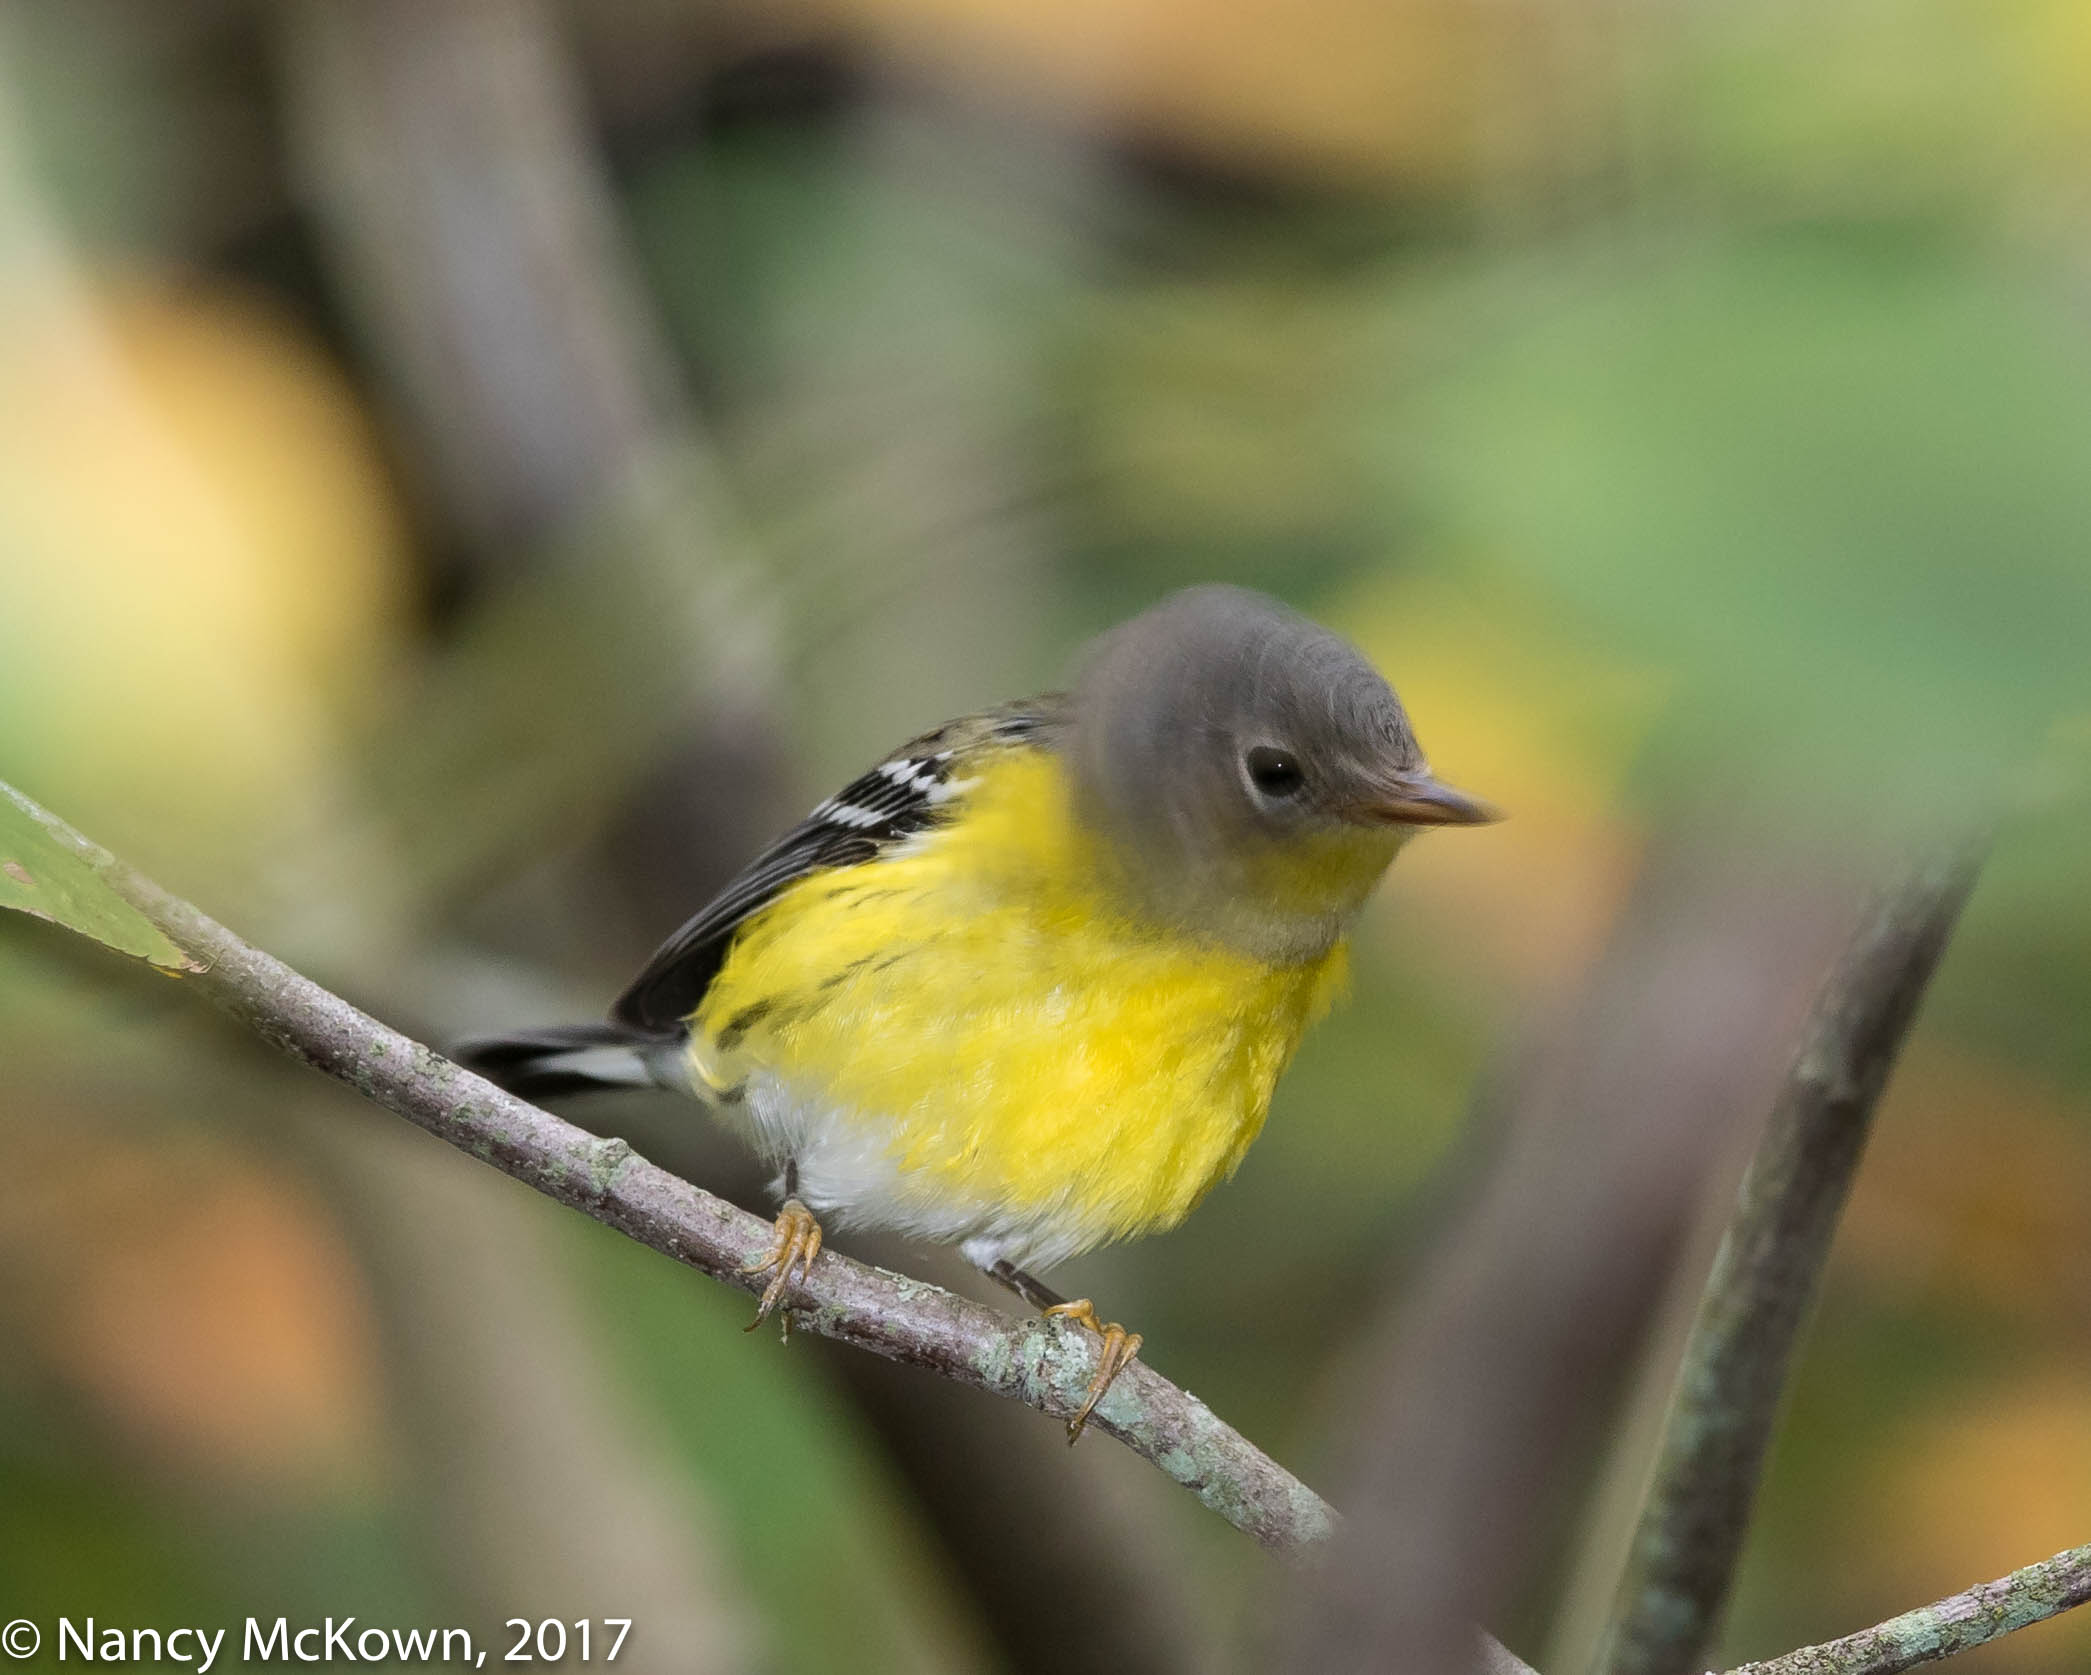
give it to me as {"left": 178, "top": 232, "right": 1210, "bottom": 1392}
{"left": 1068, "top": 585, "right": 1496, "bottom": 961}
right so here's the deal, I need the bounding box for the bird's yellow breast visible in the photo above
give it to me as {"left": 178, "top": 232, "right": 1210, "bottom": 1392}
{"left": 689, "top": 746, "right": 1346, "bottom": 1249}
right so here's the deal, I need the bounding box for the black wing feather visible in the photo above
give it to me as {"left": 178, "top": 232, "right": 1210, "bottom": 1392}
{"left": 610, "top": 702, "right": 1058, "bottom": 1034}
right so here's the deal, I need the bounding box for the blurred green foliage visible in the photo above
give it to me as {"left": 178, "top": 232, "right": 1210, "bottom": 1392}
{"left": 1397, "top": 237, "right": 2091, "bottom": 826}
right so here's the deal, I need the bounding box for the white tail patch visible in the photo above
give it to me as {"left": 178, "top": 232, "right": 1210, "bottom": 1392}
{"left": 544, "top": 1045, "right": 656, "bottom": 1087}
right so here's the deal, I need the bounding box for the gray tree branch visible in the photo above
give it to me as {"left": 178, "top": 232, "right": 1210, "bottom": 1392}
{"left": 1718, "top": 1542, "right": 2091, "bottom": 1675}
{"left": 1593, "top": 842, "right": 1987, "bottom": 1675}
{"left": 18, "top": 783, "right": 1336, "bottom": 1557}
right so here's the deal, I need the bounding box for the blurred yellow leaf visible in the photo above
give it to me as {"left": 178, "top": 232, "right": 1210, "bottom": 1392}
{"left": 1845, "top": 1372, "right": 2091, "bottom": 1674}
{"left": 1340, "top": 568, "right": 1662, "bottom": 995}
{"left": 1684, "top": 0, "right": 2091, "bottom": 219}
{"left": 1838, "top": 1048, "right": 2091, "bottom": 1326}
{"left": 800, "top": 0, "right": 1484, "bottom": 183}
{"left": 0, "top": 278, "right": 411, "bottom": 876}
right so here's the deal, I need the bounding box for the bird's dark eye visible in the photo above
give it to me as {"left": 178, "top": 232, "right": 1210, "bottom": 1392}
{"left": 1244, "top": 745, "right": 1306, "bottom": 798}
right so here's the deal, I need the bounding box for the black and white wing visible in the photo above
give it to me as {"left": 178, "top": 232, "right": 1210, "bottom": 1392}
{"left": 610, "top": 700, "right": 1060, "bottom": 1034}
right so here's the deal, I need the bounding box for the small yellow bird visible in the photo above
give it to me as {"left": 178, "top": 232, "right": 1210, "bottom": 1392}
{"left": 463, "top": 586, "right": 1495, "bottom": 1437}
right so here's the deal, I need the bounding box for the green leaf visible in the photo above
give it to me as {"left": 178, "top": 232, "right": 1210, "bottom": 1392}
{"left": 0, "top": 782, "right": 199, "bottom": 972}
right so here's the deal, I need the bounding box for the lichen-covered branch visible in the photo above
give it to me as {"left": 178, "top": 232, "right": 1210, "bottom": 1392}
{"left": 11, "top": 782, "right": 1334, "bottom": 1556}
{"left": 1720, "top": 1542, "right": 2091, "bottom": 1675}
{"left": 1594, "top": 843, "right": 1986, "bottom": 1675}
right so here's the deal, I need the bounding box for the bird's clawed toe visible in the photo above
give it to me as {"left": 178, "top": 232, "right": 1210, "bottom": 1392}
{"left": 742, "top": 1198, "right": 824, "bottom": 1335}
{"left": 1043, "top": 1298, "right": 1143, "bottom": 1444}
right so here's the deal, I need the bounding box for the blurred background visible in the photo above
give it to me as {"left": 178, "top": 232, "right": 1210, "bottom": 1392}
{"left": 1, "top": 1, "right": 2089, "bottom": 1671}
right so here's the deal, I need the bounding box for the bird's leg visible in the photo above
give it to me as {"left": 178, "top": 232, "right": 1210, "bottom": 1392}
{"left": 988, "top": 1261, "right": 1142, "bottom": 1445}
{"left": 986, "top": 1258, "right": 1067, "bottom": 1311}
{"left": 741, "top": 1160, "right": 822, "bottom": 1336}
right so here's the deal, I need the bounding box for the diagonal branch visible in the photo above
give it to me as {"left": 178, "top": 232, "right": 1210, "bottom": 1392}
{"left": 13, "top": 782, "right": 1335, "bottom": 1556}
{"left": 1718, "top": 1541, "right": 2091, "bottom": 1675}
{"left": 1593, "top": 842, "right": 1987, "bottom": 1675}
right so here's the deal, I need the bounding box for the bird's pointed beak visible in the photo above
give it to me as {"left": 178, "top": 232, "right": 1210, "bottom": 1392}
{"left": 1355, "top": 773, "right": 1502, "bottom": 828}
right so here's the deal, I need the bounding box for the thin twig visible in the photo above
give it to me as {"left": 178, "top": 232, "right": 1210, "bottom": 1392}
{"left": 1719, "top": 1542, "right": 2091, "bottom": 1675}
{"left": 1594, "top": 843, "right": 1987, "bottom": 1675}
{"left": 13, "top": 783, "right": 1335, "bottom": 1557}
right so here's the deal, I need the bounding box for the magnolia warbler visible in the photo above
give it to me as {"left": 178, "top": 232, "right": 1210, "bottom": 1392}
{"left": 462, "top": 585, "right": 1496, "bottom": 1438}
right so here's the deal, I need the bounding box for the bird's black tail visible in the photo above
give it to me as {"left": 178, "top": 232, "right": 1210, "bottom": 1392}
{"left": 451, "top": 1023, "right": 681, "bottom": 1101}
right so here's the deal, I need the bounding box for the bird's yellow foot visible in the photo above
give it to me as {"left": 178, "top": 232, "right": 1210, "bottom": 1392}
{"left": 1043, "top": 1298, "right": 1142, "bottom": 1445}
{"left": 741, "top": 1198, "right": 823, "bottom": 1335}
